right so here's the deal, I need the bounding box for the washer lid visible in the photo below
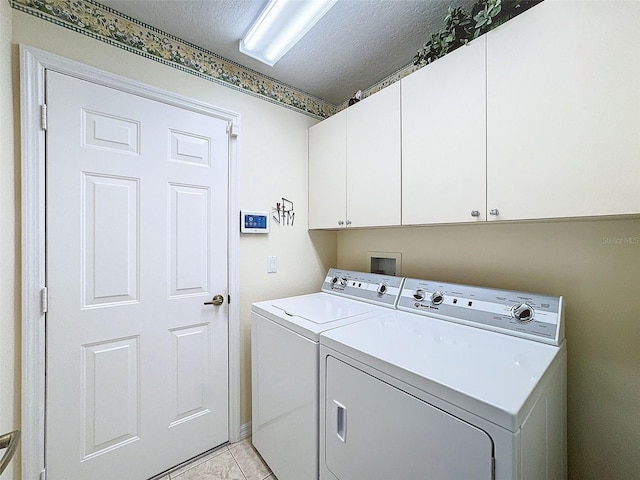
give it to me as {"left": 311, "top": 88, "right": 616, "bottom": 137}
{"left": 320, "top": 310, "right": 565, "bottom": 431}
{"left": 269, "top": 294, "right": 378, "bottom": 324}
{"left": 252, "top": 293, "right": 390, "bottom": 340}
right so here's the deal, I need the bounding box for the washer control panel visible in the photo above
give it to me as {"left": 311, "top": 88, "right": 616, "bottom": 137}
{"left": 398, "top": 278, "right": 564, "bottom": 345}
{"left": 322, "top": 268, "right": 404, "bottom": 308}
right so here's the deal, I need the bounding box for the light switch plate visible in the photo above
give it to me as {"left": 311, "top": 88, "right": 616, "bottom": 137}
{"left": 267, "top": 256, "right": 277, "bottom": 273}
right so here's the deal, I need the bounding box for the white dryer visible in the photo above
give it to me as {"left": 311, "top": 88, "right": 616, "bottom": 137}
{"left": 320, "top": 278, "right": 567, "bottom": 480}
{"left": 251, "top": 269, "right": 403, "bottom": 480}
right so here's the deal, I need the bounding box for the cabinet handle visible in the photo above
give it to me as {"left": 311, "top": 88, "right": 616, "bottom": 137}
{"left": 489, "top": 209, "right": 500, "bottom": 216}
{"left": 338, "top": 220, "right": 344, "bottom": 226}
{"left": 471, "top": 210, "right": 480, "bottom": 217}
{"left": 345, "top": 220, "right": 352, "bottom": 226}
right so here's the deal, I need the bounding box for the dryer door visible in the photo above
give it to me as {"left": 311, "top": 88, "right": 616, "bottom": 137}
{"left": 324, "top": 356, "right": 494, "bottom": 480}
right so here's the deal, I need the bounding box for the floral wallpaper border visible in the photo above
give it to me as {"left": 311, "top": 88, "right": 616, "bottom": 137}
{"left": 10, "top": 0, "right": 338, "bottom": 119}
{"left": 337, "top": 62, "right": 422, "bottom": 113}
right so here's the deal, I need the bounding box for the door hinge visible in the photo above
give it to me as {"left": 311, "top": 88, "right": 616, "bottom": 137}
{"left": 41, "top": 287, "right": 48, "bottom": 314}
{"left": 40, "top": 104, "right": 47, "bottom": 131}
{"left": 40, "top": 468, "right": 46, "bottom": 480}
{"left": 227, "top": 122, "right": 239, "bottom": 137}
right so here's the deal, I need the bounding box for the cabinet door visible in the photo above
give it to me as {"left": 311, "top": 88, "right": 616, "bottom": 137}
{"left": 487, "top": 0, "right": 640, "bottom": 220}
{"left": 402, "top": 37, "right": 487, "bottom": 225}
{"left": 308, "top": 110, "right": 347, "bottom": 229}
{"left": 346, "top": 82, "right": 401, "bottom": 228}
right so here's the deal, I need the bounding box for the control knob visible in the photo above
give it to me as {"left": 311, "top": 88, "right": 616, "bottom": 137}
{"left": 340, "top": 277, "right": 348, "bottom": 287}
{"left": 413, "top": 289, "right": 425, "bottom": 301}
{"left": 377, "top": 283, "right": 387, "bottom": 296}
{"left": 431, "top": 291, "right": 444, "bottom": 305}
{"left": 512, "top": 303, "right": 534, "bottom": 322}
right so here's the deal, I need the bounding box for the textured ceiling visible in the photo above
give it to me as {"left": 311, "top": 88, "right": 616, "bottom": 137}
{"left": 97, "top": 0, "right": 475, "bottom": 105}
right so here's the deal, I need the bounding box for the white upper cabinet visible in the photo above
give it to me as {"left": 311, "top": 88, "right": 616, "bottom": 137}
{"left": 308, "top": 110, "right": 347, "bottom": 229}
{"left": 310, "top": 0, "right": 640, "bottom": 230}
{"left": 308, "top": 83, "right": 401, "bottom": 229}
{"left": 486, "top": 0, "right": 640, "bottom": 220}
{"left": 402, "top": 37, "right": 487, "bottom": 225}
{"left": 346, "top": 82, "right": 401, "bottom": 228}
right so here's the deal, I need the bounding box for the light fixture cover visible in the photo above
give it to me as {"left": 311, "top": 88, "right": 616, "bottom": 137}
{"left": 240, "top": 0, "right": 338, "bottom": 66}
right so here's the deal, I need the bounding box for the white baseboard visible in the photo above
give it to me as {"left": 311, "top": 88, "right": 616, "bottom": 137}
{"left": 238, "top": 421, "right": 252, "bottom": 442}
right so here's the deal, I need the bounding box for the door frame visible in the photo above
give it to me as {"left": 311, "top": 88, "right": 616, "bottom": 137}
{"left": 20, "top": 45, "right": 242, "bottom": 480}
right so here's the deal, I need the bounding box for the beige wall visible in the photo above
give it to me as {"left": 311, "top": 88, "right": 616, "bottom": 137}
{"left": 7, "top": 5, "right": 640, "bottom": 480}
{"left": 5, "top": 8, "right": 337, "bottom": 477}
{"left": 337, "top": 217, "right": 640, "bottom": 480}
{"left": 0, "top": 1, "right": 18, "bottom": 479}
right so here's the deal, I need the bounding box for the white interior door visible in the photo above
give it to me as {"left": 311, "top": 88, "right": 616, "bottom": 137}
{"left": 45, "top": 70, "right": 229, "bottom": 479}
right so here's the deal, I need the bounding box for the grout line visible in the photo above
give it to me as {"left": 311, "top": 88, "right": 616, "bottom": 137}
{"left": 228, "top": 440, "right": 274, "bottom": 480}
{"left": 233, "top": 454, "right": 249, "bottom": 480}
{"left": 228, "top": 448, "right": 244, "bottom": 480}
{"left": 168, "top": 445, "right": 230, "bottom": 479}
{"left": 163, "top": 439, "right": 275, "bottom": 480}
{"left": 227, "top": 443, "right": 249, "bottom": 480}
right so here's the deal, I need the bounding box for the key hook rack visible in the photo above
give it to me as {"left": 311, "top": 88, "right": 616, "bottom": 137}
{"left": 273, "top": 197, "right": 295, "bottom": 226}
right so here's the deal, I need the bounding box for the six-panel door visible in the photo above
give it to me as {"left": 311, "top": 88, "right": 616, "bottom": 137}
{"left": 45, "top": 71, "right": 230, "bottom": 479}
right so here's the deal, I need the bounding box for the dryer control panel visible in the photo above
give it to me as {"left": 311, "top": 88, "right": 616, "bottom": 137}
{"left": 322, "top": 269, "right": 404, "bottom": 308}
{"left": 398, "top": 278, "right": 564, "bottom": 345}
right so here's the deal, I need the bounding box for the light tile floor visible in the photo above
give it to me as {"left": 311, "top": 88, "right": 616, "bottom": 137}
{"left": 157, "top": 439, "right": 276, "bottom": 480}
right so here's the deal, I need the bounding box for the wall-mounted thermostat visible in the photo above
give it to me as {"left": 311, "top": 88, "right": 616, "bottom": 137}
{"left": 240, "top": 211, "right": 270, "bottom": 234}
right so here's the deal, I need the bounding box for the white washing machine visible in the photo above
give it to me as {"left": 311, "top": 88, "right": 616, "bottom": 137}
{"left": 320, "top": 277, "right": 567, "bottom": 480}
{"left": 251, "top": 269, "right": 404, "bottom": 480}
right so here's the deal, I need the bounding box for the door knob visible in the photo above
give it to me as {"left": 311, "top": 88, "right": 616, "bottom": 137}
{"left": 204, "top": 294, "right": 224, "bottom": 306}
{"left": 0, "top": 430, "right": 20, "bottom": 475}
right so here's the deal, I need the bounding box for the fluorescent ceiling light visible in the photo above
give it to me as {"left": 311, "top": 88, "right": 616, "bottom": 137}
{"left": 240, "top": 0, "right": 338, "bottom": 66}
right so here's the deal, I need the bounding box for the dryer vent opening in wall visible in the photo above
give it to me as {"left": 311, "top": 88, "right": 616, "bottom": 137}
{"left": 367, "top": 251, "right": 402, "bottom": 276}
